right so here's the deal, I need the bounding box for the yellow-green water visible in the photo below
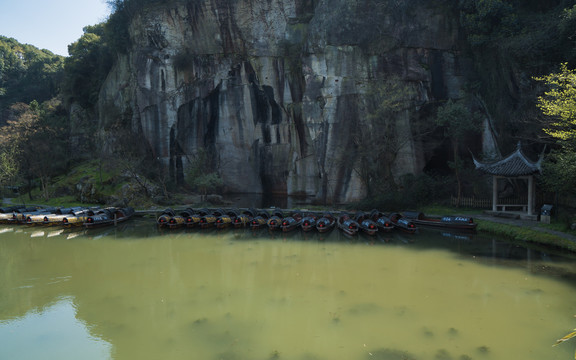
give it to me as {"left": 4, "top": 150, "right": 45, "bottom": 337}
{"left": 1, "top": 221, "right": 576, "bottom": 360}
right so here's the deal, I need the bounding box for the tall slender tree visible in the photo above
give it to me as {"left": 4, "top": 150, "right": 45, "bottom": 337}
{"left": 435, "top": 99, "right": 480, "bottom": 206}
{"left": 355, "top": 76, "right": 416, "bottom": 197}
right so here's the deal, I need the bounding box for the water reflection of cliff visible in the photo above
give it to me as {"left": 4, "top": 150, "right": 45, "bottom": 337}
{"left": 222, "top": 193, "right": 317, "bottom": 209}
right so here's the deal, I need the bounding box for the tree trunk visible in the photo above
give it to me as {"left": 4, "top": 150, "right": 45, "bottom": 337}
{"left": 453, "top": 141, "right": 461, "bottom": 208}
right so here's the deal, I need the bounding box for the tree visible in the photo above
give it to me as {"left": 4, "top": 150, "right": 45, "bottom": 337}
{"left": 459, "top": 0, "right": 520, "bottom": 47}
{"left": 0, "top": 36, "right": 64, "bottom": 121}
{"left": 535, "top": 63, "right": 576, "bottom": 147}
{"left": 435, "top": 99, "right": 481, "bottom": 206}
{"left": 354, "top": 76, "right": 417, "bottom": 197}
{"left": 0, "top": 144, "right": 19, "bottom": 191}
{"left": 185, "top": 149, "right": 222, "bottom": 199}
{"left": 535, "top": 63, "right": 576, "bottom": 196}
{"left": 63, "top": 24, "right": 113, "bottom": 109}
{"left": 540, "top": 150, "right": 576, "bottom": 195}
{"left": 0, "top": 100, "right": 69, "bottom": 200}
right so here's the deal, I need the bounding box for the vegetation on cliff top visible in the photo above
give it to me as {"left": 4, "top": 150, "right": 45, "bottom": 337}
{"left": 0, "top": 36, "right": 64, "bottom": 123}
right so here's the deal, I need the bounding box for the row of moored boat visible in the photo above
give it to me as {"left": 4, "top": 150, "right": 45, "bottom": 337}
{"left": 0, "top": 205, "right": 135, "bottom": 228}
{"left": 0, "top": 205, "right": 477, "bottom": 234}
{"left": 156, "top": 208, "right": 431, "bottom": 235}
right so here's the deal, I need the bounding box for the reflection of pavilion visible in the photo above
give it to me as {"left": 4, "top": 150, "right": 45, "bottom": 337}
{"left": 474, "top": 142, "right": 542, "bottom": 220}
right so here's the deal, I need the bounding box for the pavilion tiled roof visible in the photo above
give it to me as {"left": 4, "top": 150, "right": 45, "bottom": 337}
{"left": 473, "top": 143, "right": 542, "bottom": 177}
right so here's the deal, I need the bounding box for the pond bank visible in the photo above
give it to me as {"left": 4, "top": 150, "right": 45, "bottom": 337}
{"left": 474, "top": 213, "right": 576, "bottom": 253}
{"left": 3, "top": 197, "right": 576, "bottom": 253}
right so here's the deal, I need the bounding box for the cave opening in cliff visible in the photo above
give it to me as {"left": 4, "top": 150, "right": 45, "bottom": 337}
{"left": 424, "top": 140, "right": 452, "bottom": 176}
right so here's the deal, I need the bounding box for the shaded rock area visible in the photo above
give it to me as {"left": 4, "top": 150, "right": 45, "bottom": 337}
{"left": 97, "top": 0, "right": 483, "bottom": 204}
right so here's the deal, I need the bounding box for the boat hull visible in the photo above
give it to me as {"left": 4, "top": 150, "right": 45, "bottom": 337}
{"left": 316, "top": 215, "right": 336, "bottom": 233}
{"left": 403, "top": 212, "right": 477, "bottom": 231}
{"left": 84, "top": 208, "right": 134, "bottom": 228}
{"left": 338, "top": 215, "right": 359, "bottom": 236}
{"left": 301, "top": 215, "right": 318, "bottom": 232}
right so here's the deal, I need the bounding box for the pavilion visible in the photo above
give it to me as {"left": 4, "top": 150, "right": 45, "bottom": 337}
{"left": 473, "top": 142, "right": 542, "bottom": 219}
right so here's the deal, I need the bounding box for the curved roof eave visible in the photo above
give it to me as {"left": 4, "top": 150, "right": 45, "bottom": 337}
{"left": 473, "top": 145, "right": 542, "bottom": 177}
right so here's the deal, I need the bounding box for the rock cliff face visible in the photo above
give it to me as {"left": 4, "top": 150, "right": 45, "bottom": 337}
{"left": 98, "top": 0, "right": 475, "bottom": 203}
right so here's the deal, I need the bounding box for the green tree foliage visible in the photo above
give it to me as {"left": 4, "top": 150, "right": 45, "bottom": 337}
{"left": 535, "top": 63, "right": 576, "bottom": 196}
{"left": 0, "top": 100, "right": 69, "bottom": 200}
{"left": 458, "top": 0, "right": 576, "bottom": 150}
{"left": 104, "top": 1, "right": 132, "bottom": 53}
{"left": 459, "top": 1, "right": 576, "bottom": 67}
{"left": 185, "top": 149, "right": 222, "bottom": 197}
{"left": 104, "top": 0, "right": 203, "bottom": 54}
{"left": 541, "top": 150, "right": 576, "bottom": 195}
{"left": 459, "top": 0, "right": 520, "bottom": 47}
{"left": 63, "top": 24, "right": 114, "bottom": 109}
{"left": 535, "top": 63, "right": 576, "bottom": 146}
{"left": 0, "top": 36, "right": 64, "bottom": 122}
{"left": 0, "top": 143, "right": 19, "bottom": 189}
{"left": 64, "top": 0, "right": 182, "bottom": 109}
{"left": 355, "top": 77, "right": 416, "bottom": 196}
{"left": 435, "top": 99, "right": 481, "bottom": 205}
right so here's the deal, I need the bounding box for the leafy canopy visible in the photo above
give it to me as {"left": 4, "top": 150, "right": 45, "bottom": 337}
{"left": 0, "top": 99, "right": 69, "bottom": 199}
{"left": 535, "top": 63, "right": 576, "bottom": 147}
{"left": 185, "top": 148, "right": 222, "bottom": 195}
{"left": 535, "top": 63, "right": 576, "bottom": 196}
{"left": 459, "top": 0, "right": 520, "bottom": 47}
{"left": 0, "top": 36, "right": 64, "bottom": 117}
{"left": 436, "top": 99, "right": 480, "bottom": 139}
{"left": 354, "top": 76, "right": 416, "bottom": 195}
{"left": 63, "top": 24, "right": 117, "bottom": 109}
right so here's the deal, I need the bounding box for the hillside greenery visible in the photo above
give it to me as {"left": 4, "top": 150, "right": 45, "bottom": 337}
{"left": 0, "top": 36, "right": 64, "bottom": 124}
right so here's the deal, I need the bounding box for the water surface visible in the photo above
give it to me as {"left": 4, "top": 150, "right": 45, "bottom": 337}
{"left": 1, "top": 220, "right": 575, "bottom": 360}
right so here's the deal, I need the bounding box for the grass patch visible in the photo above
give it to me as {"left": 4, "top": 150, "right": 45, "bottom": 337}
{"left": 19, "top": 160, "right": 126, "bottom": 206}
{"left": 413, "top": 205, "right": 576, "bottom": 252}
{"left": 477, "top": 219, "right": 576, "bottom": 253}
{"left": 37, "top": 196, "right": 100, "bottom": 208}
{"left": 540, "top": 222, "right": 576, "bottom": 236}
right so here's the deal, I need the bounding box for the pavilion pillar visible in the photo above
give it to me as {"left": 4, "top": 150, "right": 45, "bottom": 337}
{"left": 474, "top": 142, "right": 541, "bottom": 219}
{"left": 528, "top": 175, "right": 534, "bottom": 215}
{"left": 492, "top": 176, "right": 498, "bottom": 212}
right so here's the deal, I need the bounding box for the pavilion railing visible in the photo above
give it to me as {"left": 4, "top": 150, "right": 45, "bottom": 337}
{"left": 452, "top": 194, "right": 576, "bottom": 209}
{"left": 451, "top": 196, "right": 492, "bottom": 208}
{"left": 451, "top": 196, "right": 530, "bottom": 209}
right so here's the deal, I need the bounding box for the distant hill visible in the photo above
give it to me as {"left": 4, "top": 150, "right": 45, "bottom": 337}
{"left": 0, "top": 36, "right": 64, "bottom": 124}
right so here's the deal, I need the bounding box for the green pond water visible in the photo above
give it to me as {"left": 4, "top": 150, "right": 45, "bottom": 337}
{"left": 1, "top": 218, "right": 576, "bottom": 360}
